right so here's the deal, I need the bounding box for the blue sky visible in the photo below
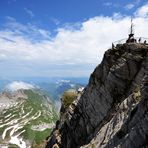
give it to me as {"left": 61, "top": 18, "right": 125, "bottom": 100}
{"left": 0, "top": 0, "right": 146, "bottom": 30}
{"left": 0, "top": 0, "right": 148, "bottom": 77}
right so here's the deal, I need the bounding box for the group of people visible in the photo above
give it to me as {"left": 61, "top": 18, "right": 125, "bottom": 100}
{"left": 112, "top": 37, "right": 147, "bottom": 49}
{"left": 126, "top": 36, "right": 147, "bottom": 44}
{"left": 138, "top": 37, "right": 147, "bottom": 44}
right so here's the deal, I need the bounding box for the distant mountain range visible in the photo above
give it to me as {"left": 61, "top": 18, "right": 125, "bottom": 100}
{"left": 0, "top": 77, "right": 88, "bottom": 148}
{"left": 0, "top": 89, "right": 58, "bottom": 148}
{"left": 37, "top": 79, "right": 87, "bottom": 101}
{"left": 0, "top": 77, "right": 88, "bottom": 101}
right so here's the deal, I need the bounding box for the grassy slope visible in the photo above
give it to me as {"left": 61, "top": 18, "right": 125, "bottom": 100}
{"left": 23, "top": 90, "right": 58, "bottom": 146}
{"left": 0, "top": 89, "right": 58, "bottom": 148}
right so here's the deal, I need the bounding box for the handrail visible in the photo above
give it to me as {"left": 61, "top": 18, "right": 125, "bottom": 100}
{"left": 112, "top": 37, "right": 148, "bottom": 47}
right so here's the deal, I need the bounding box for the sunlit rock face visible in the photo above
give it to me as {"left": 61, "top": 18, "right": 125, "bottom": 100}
{"left": 46, "top": 43, "right": 148, "bottom": 148}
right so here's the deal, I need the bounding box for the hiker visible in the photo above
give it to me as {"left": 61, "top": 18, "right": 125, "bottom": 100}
{"left": 112, "top": 43, "right": 115, "bottom": 49}
{"left": 138, "top": 37, "right": 141, "bottom": 43}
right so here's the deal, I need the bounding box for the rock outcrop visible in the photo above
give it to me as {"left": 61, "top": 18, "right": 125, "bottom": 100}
{"left": 46, "top": 43, "right": 148, "bottom": 148}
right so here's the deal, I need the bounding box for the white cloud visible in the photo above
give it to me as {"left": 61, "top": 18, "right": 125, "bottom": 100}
{"left": 24, "top": 8, "right": 34, "bottom": 18}
{"left": 125, "top": 4, "right": 135, "bottom": 10}
{"left": 51, "top": 18, "right": 60, "bottom": 25}
{"left": 103, "top": 2, "right": 119, "bottom": 8}
{"left": 1, "top": 4, "right": 148, "bottom": 77}
{"left": 135, "top": 3, "right": 148, "bottom": 17}
{"left": 125, "top": 0, "right": 142, "bottom": 11}
{"left": 103, "top": 2, "right": 112, "bottom": 6}
{"left": 0, "top": 17, "right": 130, "bottom": 65}
{"left": 112, "top": 12, "right": 123, "bottom": 19}
{"left": 6, "top": 81, "right": 35, "bottom": 91}
{"left": 0, "top": 53, "right": 7, "bottom": 60}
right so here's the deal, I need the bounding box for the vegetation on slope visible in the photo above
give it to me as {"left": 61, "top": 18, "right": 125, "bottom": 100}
{"left": 62, "top": 90, "right": 78, "bottom": 108}
{"left": 0, "top": 89, "right": 59, "bottom": 148}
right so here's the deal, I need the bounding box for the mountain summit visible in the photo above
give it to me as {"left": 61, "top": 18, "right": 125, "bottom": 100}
{"left": 46, "top": 41, "right": 148, "bottom": 148}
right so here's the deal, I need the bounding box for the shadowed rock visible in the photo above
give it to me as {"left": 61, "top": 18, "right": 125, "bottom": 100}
{"left": 46, "top": 43, "right": 148, "bottom": 148}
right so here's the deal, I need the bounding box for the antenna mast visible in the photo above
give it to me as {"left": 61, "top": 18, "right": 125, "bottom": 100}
{"left": 130, "top": 17, "right": 134, "bottom": 35}
{"left": 126, "top": 17, "right": 136, "bottom": 43}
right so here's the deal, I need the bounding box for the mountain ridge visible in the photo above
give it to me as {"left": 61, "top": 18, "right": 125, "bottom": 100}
{"left": 46, "top": 43, "right": 148, "bottom": 148}
{"left": 0, "top": 89, "right": 58, "bottom": 148}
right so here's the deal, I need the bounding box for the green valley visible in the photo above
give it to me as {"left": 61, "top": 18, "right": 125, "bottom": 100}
{"left": 0, "top": 89, "right": 58, "bottom": 148}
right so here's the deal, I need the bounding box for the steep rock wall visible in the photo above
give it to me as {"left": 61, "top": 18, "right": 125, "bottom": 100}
{"left": 46, "top": 43, "right": 148, "bottom": 148}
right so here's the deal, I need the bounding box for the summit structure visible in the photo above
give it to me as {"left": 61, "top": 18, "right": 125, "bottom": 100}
{"left": 112, "top": 18, "right": 148, "bottom": 46}
{"left": 126, "top": 17, "right": 136, "bottom": 43}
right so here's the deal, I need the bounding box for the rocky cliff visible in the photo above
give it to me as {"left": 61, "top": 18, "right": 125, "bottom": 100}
{"left": 46, "top": 43, "right": 148, "bottom": 148}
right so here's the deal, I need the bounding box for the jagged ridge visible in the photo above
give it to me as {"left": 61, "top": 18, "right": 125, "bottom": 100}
{"left": 46, "top": 43, "right": 148, "bottom": 148}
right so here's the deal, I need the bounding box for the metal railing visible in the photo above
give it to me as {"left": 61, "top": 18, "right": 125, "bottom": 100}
{"left": 112, "top": 37, "right": 148, "bottom": 47}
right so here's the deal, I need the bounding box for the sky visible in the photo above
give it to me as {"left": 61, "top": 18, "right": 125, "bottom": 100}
{"left": 0, "top": 0, "right": 148, "bottom": 78}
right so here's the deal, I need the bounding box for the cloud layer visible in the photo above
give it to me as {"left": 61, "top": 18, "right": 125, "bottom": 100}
{"left": 0, "top": 3, "right": 148, "bottom": 77}
{"left": 5, "top": 81, "right": 35, "bottom": 91}
{"left": 135, "top": 3, "right": 148, "bottom": 17}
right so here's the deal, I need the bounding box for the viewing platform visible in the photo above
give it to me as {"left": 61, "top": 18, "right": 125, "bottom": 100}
{"left": 112, "top": 37, "right": 148, "bottom": 48}
{"left": 112, "top": 18, "right": 148, "bottom": 49}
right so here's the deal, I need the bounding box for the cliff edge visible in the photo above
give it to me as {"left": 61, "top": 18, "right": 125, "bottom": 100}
{"left": 46, "top": 43, "right": 148, "bottom": 148}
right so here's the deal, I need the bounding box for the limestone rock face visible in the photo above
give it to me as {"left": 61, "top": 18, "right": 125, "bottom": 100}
{"left": 46, "top": 43, "right": 148, "bottom": 148}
